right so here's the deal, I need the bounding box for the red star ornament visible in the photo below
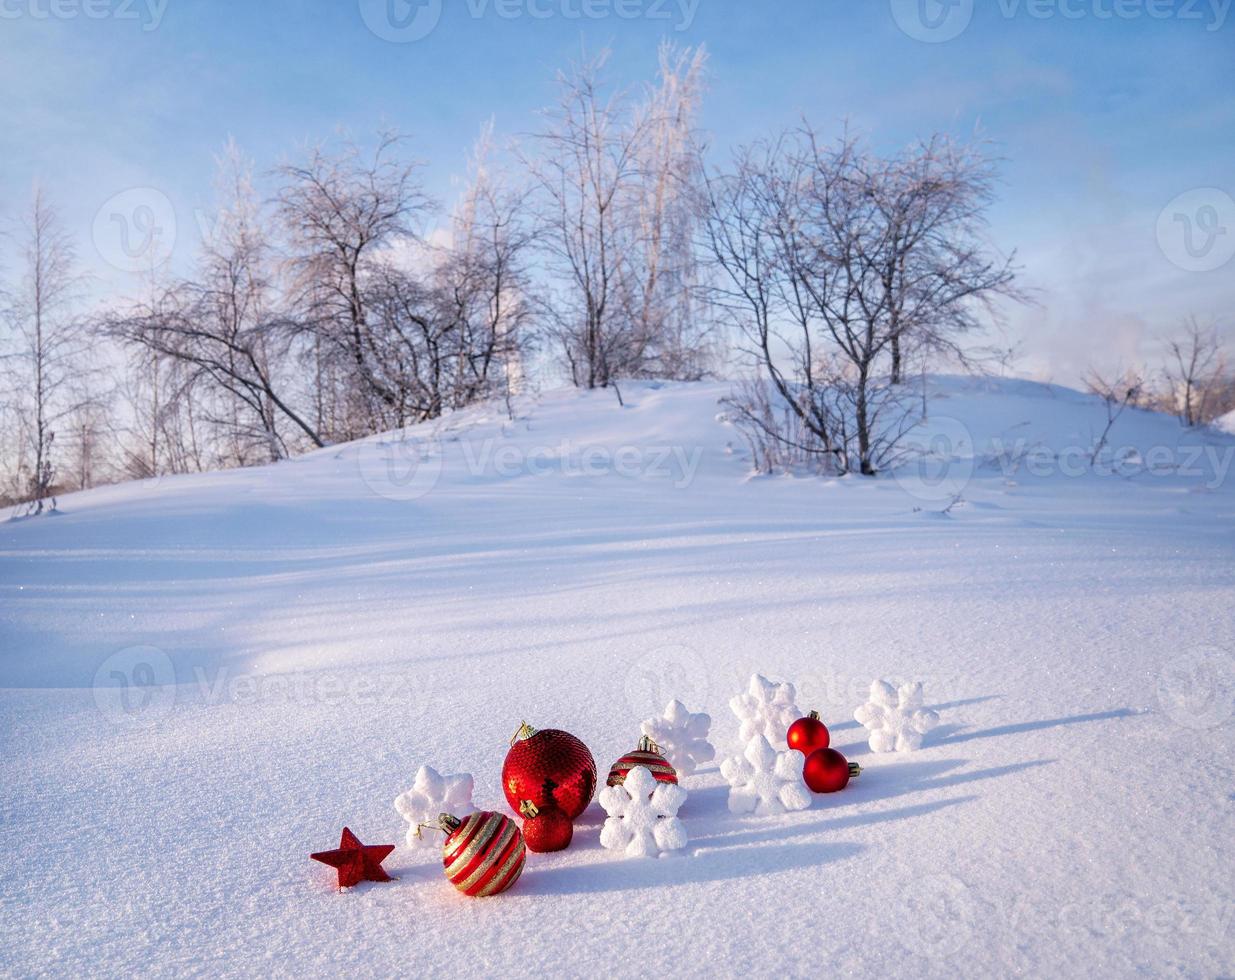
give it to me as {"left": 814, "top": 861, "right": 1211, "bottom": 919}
{"left": 310, "top": 827, "right": 395, "bottom": 889}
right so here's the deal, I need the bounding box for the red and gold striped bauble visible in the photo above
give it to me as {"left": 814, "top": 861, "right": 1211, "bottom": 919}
{"left": 438, "top": 811, "right": 526, "bottom": 898}
{"left": 606, "top": 735, "right": 678, "bottom": 787}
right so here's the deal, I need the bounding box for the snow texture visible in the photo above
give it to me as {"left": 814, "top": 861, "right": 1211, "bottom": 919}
{"left": 720, "top": 735, "right": 812, "bottom": 816}
{"left": 640, "top": 699, "right": 715, "bottom": 776}
{"left": 3, "top": 377, "right": 1235, "bottom": 977}
{"left": 393, "top": 766, "right": 474, "bottom": 848}
{"left": 598, "top": 765, "right": 689, "bottom": 858}
{"left": 729, "top": 673, "right": 801, "bottom": 749}
{"left": 854, "top": 680, "right": 941, "bottom": 753}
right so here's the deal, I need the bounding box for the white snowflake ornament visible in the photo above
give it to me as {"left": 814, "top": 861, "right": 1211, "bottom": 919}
{"left": 393, "top": 766, "right": 474, "bottom": 848}
{"left": 730, "top": 673, "right": 801, "bottom": 749}
{"left": 598, "top": 765, "right": 688, "bottom": 858}
{"left": 854, "top": 680, "right": 940, "bottom": 753}
{"left": 640, "top": 699, "right": 715, "bottom": 776}
{"left": 720, "top": 735, "right": 812, "bottom": 816}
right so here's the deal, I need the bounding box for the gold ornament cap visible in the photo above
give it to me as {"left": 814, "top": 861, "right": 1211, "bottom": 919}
{"left": 518, "top": 800, "right": 539, "bottom": 819}
{"left": 510, "top": 721, "right": 539, "bottom": 746}
{"left": 636, "top": 734, "right": 662, "bottom": 755}
{"left": 438, "top": 812, "right": 462, "bottom": 833}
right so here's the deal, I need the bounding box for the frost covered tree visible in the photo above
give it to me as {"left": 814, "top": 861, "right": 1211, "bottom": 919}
{"left": 110, "top": 143, "right": 324, "bottom": 460}
{"left": 624, "top": 43, "right": 714, "bottom": 382}
{"left": 277, "top": 132, "right": 432, "bottom": 439}
{"left": 2, "top": 187, "right": 93, "bottom": 511}
{"left": 526, "top": 46, "right": 713, "bottom": 389}
{"left": 704, "top": 127, "right": 1020, "bottom": 475}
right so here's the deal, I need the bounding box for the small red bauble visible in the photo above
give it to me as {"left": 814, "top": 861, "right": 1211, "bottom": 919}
{"left": 607, "top": 735, "right": 678, "bottom": 788}
{"left": 803, "top": 747, "right": 861, "bottom": 793}
{"left": 438, "top": 811, "right": 526, "bottom": 897}
{"left": 787, "top": 710, "right": 830, "bottom": 755}
{"left": 518, "top": 800, "right": 574, "bottom": 852}
{"left": 502, "top": 722, "right": 597, "bottom": 820}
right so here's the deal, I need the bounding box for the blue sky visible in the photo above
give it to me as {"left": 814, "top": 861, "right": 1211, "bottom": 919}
{"left": 2, "top": 0, "right": 1231, "bottom": 383}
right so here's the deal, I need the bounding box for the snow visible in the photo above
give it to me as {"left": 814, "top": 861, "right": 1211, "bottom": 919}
{"left": 1, "top": 375, "right": 1233, "bottom": 977}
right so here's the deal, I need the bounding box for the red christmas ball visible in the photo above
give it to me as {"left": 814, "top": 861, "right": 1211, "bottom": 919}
{"left": 518, "top": 800, "right": 574, "bottom": 853}
{"left": 803, "top": 747, "right": 861, "bottom": 793}
{"left": 502, "top": 723, "right": 597, "bottom": 820}
{"left": 439, "top": 811, "right": 526, "bottom": 897}
{"left": 607, "top": 735, "right": 678, "bottom": 788}
{"left": 787, "top": 710, "right": 830, "bottom": 755}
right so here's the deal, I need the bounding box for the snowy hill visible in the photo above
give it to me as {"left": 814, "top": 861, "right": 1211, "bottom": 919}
{"left": 2, "top": 377, "right": 1233, "bottom": 977}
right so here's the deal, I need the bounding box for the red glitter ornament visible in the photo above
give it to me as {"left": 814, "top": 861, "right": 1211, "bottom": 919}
{"left": 787, "top": 710, "right": 830, "bottom": 755}
{"left": 310, "top": 827, "right": 394, "bottom": 889}
{"left": 518, "top": 799, "right": 574, "bottom": 853}
{"left": 606, "top": 735, "right": 678, "bottom": 787}
{"left": 438, "top": 811, "right": 526, "bottom": 897}
{"left": 502, "top": 722, "right": 597, "bottom": 819}
{"left": 803, "top": 747, "right": 861, "bottom": 793}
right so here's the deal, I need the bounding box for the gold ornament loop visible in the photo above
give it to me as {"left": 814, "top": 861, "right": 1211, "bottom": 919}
{"left": 518, "top": 800, "right": 539, "bottom": 819}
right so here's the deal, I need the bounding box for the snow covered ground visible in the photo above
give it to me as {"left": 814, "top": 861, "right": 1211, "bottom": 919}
{"left": 2, "top": 376, "right": 1233, "bottom": 978}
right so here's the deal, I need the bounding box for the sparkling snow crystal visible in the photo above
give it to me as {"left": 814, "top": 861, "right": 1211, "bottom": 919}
{"left": 640, "top": 699, "right": 715, "bottom": 776}
{"left": 720, "top": 735, "right": 812, "bottom": 816}
{"left": 598, "top": 765, "right": 688, "bottom": 858}
{"left": 393, "top": 766, "right": 474, "bottom": 848}
{"left": 854, "top": 680, "right": 940, "bottom": 752}
{"left": 730, "top": 673, "right": 801, "bottom": 749}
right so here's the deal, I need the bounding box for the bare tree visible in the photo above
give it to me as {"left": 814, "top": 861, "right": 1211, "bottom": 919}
{"left": 524, "top": 49, "right": 653, "bottom": 389}
{"left": 110, "top": 145, "right": 324, "bottom": 457}
{"left": 1084, "top": 366, "right": 1144, "bottom": 465}
{"left": 277, "top": 132, "right": 432, "bottom": 438}
{"left": 1164, "top": 317, "right": 1225, "bottom": 427}
{"left": 704, "top": 126, "right": 1019, "bottom": 475}
{"left": 335, "top": 128, "right": 538, "bottom": 426}
{"left": 3, "top": 187, "right": 91, "bottom": 512}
